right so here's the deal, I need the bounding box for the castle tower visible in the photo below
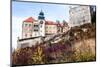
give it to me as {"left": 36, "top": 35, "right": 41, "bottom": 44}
{"left": 22, "top": 17, "right": 34, "bottom": 38}
{"left": 38, "top": 10, "right": 45, "bottom": 37}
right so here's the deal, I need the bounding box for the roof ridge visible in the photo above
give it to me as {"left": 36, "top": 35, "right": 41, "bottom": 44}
{"left": 23, "top": 17, "right": 36, "bottom": 22}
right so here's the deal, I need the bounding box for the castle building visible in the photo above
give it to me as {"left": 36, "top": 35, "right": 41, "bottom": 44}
{"left": 45, "top": 21, "right": 58, "bottom": 35}
{"left": 22, "top": 11, "right": 45, "bottom": 39}
{"left": 22, "top": 11, "right": 69, "bottom": 39}
{"left": 22, "top": 17, "right": 34, "bottom": 38}
{"left": 69, "top": 5, "right": 91, "bottom": 27}
{"left": 17, "top": 11, "right": 69, "bottom": 48}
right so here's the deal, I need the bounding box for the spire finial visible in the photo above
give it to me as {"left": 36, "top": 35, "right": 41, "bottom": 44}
{"left": 38, "top": 9, "right": 45, "bottom": 20}
{"left": 41, "top": 9, "right": 42, "bottom": 12}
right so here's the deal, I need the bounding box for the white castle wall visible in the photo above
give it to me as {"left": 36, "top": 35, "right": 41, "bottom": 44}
{"left": 17, "top": 37, "right": 42, "bottom": 48}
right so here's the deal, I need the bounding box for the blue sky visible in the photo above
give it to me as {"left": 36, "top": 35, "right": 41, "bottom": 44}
{"left": 12, "top": 1, "right": 70, "bottom": 49}
{"left": 12, "top": 1, "right": 70, "bottom": 21}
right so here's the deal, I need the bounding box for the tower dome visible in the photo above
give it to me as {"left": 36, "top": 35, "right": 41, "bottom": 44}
{"left": 39, "top": 11, "right": 44, "bottom": 15}
{"left": 38, "top": 10, "right": 45, "bottom": 20}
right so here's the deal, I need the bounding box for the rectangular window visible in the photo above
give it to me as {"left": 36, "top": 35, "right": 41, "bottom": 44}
{"left": 46, "top": 30, "right": 48, "bottom": 33}
{"left": 34, "top": 24, "right": 39, "bottom": 31}
{"left": 25, "top": 24, "right": 27, "bottom": 27}
{"left": 29, "top": 24, "right": 31, "bottom": 27}
{"left": 34, "top": 25, "right": 38, "bottom": 27}
{"left": 46, "top": 26, "right": 48, "bottom": 28}
{"left": 34, "top": 29, "right": 38, "bottom": 31}
{"left": 30, "top": 34, "right": 32, "bottom": 37}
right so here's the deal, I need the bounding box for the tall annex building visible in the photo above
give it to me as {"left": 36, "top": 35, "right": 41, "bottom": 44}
{"left": 69, "top": 5, "right": 91, "bottom": 27}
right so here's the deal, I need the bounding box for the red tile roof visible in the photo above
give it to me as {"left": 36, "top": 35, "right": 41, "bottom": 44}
{"left": 45, "top": 21, "right": 57, "bottom": 25}
{"left": 23, "top": 17, "right": 36, "bottom": 23}
{"left": 23, "top": 17, "right": 64, "bottom": 27}
{"left": 59, "top": 23, "right": 64, "bottom": 27}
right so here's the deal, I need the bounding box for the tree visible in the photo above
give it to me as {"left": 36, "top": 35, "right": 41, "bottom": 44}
{"left": 31, "top": 46, "right": 45, "bottom": 64}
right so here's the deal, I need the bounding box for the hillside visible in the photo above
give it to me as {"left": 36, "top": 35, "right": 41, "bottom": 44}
{"left": 12, "top": 23, "right": 96, "bottom": 66}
